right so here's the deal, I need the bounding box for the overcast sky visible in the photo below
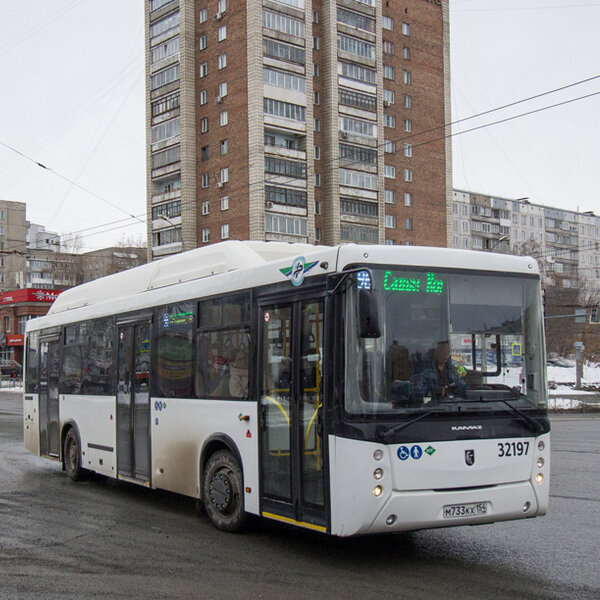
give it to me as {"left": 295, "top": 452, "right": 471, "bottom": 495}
{"left": 0, "top": 1, "right": 599, "bottom": 252}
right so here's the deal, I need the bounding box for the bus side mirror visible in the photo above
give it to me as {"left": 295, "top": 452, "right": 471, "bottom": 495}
{"left": 358, "top": 290, "right": 381, "bottom": 338}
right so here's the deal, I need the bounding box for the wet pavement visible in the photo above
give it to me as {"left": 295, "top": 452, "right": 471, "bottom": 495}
{"left": 0, "top": 392, "right": 598, "bottom": 600}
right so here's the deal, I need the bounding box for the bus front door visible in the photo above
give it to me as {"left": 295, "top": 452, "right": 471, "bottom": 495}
{"left": 116, "top": 322, "right": 151, "bottom": 483}
{"left": 259, "top": 299, "right": 327, "bottom": 531}
{"left": 39, "top": 339, "right": 60, "bottom": 457}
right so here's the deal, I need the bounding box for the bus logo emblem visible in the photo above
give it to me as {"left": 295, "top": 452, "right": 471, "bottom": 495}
{"left": 280, "top": 256, "right": 319, "bottom": 287}
{"left": 465, "top": 449, "right": 475, "bottom": 466}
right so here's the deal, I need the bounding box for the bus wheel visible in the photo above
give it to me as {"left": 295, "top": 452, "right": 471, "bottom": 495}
{"left": 64, "top": 429, "right": 84, "bottom": 481}
{"left": 203, "top": 450, "right": 247, "bottom": 532}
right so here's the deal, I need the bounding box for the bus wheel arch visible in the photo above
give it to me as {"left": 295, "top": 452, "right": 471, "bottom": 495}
{"left": 61, "top": 422, "right": 86, "bottom": 481}
{"left": 200, "top": 435, "right": 247, "bottom": 532}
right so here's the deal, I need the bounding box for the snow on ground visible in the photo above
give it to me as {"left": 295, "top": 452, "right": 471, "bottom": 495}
{"left": 547, "top": 363, "right": 600, "bottom": 386}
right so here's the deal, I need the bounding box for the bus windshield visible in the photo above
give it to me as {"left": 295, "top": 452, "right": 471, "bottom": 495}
{"left": 345, "top": 266, "right": 546, "bottom": 416}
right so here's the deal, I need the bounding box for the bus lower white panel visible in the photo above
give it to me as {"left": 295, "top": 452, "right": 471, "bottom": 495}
{"left": 61, "top": 395, "right": 116, "bottom": 478}
{"left": 329, "top": 435, "right": 550, "bottom": 536}
{"left": 23, "top": 395, "right": 40, "bottom": 456}
{"left": 150, "top": 399, "right": 259, "bottom": 515}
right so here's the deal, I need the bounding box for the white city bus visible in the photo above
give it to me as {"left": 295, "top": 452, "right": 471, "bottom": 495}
{"left": 23, "top": 241, "right": 550, "bottom": 536}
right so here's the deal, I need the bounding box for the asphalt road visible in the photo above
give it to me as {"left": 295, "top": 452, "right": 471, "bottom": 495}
{"left": 0, "top": 392, "right": 598, "bottom": 600}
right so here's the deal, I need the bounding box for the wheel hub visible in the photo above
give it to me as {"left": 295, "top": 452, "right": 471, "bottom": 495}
{"left": 210, "top": 470, "right": 233, "bottom": 512}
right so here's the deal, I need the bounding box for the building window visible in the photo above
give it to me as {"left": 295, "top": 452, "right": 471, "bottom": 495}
{"left": 341, "top": 116, "right": 375, "bottom": 137}
{"left": 263, "top": 38, "right": 305, "bottom": 65}
{"left": 403, "top": 46, "right": 411, "bottom": 60}
{"left": 201, "top": 117, "right": 209, "bottom": 133}
{"left": 384, "top": 165, "right": 396, "bottom": 178}
{"left": 199, "top": 34, "right": 207, "bottom": 50}
{"left": 341, "top": 198, "right": 378, "bottom": 217}
{"left": 314, "top": 91, "right": 320, "bottom": 104}
{"left": 263, "top": 68, "right": 306, "bottom": 92}
{"left": 220, "top": 167, "right": 229, "bottom": 183}
{"left": 337, "top": 7, "right": 375, "bottom": 32}
{"left": 218, "top": 81, "right": 228, "bottom": 98}
{"left": 217, "top": 0, "right": 226, "bottom": 13}
{"left": 385, "top": 215, "right": 396, "bottom": 229}
{"left": 221, "top": 196, "right": 229, "bottom": 211}
{"left": 339, "top": 61, "right": 376, "bottom": 84}
{"left": 201, "top": 200, "right": 210, "bottom": 215}
{"left": 383, "top": 40, "right": 394, "bottom": 55}
{"left": 263, "top": 98, "right": 306, "bottom": 121}
{"left": 200, "top": 89, "right": 208, "bottom": 104}
{"left": 220, "top": 111, "right": 228, "bottom": 126}
{"left": 404, "top": 168, "right": 413, "bottom": 182}
{"left": 403, "top": 70, "right": 411, "bottom": 85}
{"left": 265, "top": 185, "right": 307, "bottom": 207}
{"left": 384, "top": 140, "right": 396, "bottom": 154}
{"left": 202, "top": 228, "right": 210, "bottom": 243}
{"left": 405, "top": 218, "right": 413, "bottom": 231}
{"left": 314, "top": 173, "right": 321, "bottom": 187}
{"left": 263, "top": 9, "right": 305, "bottom": 38}
{"left": 384, "top": 114, "right": 396, "bottom": 128}
{"left": 220, "top": 139, "right": 228, "bottom": 154}
{"left": 337, "top": 34, "right": 375, "bottom": 59}
{"left": 201, "top": 173, "right": 209, "bottom": 188}
{"left": 383, "top": 65, "right": 395, "bottom": 80}
{"left": 402, "top": 22, "right": 410, "bottom": 36}
{"left": 339, "top": 143, "right": 377, "bottom": 165}
{"left": 314, "top": 146, "right": 320, "bottom": 160}
{"left": 265, "top": 214, "right": 308, "bottom": 236}
{"left": 313, "top": 9, "right": 318, "bottom": 23}
{"left": 266, "top": 158, "right": 307, "bottom": 178}
{"left": 151, "top": 64, "right": 180, "bottom": 89}
{"left": 313, "top": 36, "right": 319, "bottom": 50}
{"left": 314, "top": 117, "right": 320, "bottom": 131}
{"left": 404, "top": 94, "right": 412, "bottom": 109}
{"left": 404, "top": 192, "right": 413, "bottom": 207}
{"left": 199, "top": 62, "right": 208, "bottom": 78}
{"left": 315, "top": 227, "right": 321, "bottom": 242}
{"left": 221, "top": 224, "right": 229, "bottom": 239}
{"left": 339, "top": 88, "right": 376, "bottom": 112}
{"left": 199, "top": 8, "right": 207, "bottom": 23}
{"left": 382, "top": 16, "right": 393, "bottom": 31}
{"left": 218, "top": 25, "right": 227, "bottom": 41}
{"left": 385, "top": 190, "right": 395, "bottom": 204}
{"left": 383, "top": 89, "right": 395, "bottom": 105}
{"left": 315, "top": 200, "right": 321, "bottom": 215}
{"left": 404, "top": 118, "right": 412, "bottom": 132}
{"left": 404, "top": 143, "right": 412, "bottom": 158}
{"left": 201, "top": 145, "right": 209, "bottom": 161}
{"left": 313, "top": 63, "right": 319, "bottom": 77}
{"left": 152, "top": 37, "right": 180, "bottom": 63}
{"left": 218, "top": 54, "right": 227, "bottom": 69}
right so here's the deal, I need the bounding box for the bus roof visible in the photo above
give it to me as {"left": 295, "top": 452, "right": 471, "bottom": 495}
{"left": 28, "top": 241, "right": 539, "bottom": 331}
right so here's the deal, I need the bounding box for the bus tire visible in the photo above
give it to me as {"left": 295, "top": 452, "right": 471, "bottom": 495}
{"left": 203, "top": 450, "right": 247, "bottom": 533}
{"left": 64, "top": 428, "right": 85, "bottom": 481}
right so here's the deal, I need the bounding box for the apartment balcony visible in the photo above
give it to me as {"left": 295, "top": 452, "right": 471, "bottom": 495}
{"left": 264, "top": 143, "right": 306, "bottom": 161}
{"left": 151, "top": 188, "right": 181, "bottom": 205}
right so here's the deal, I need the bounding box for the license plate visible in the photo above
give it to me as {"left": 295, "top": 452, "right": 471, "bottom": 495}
{"left": 443, "top": 502, "right": 488, "bottom": 519}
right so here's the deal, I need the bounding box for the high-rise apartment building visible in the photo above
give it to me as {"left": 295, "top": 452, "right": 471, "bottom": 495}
{"left": 145, "top": 0, "right": 452, "bottom": 260}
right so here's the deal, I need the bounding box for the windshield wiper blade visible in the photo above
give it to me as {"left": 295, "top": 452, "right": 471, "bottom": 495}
{"left": 497, "top": 398, "right": 543, "bottom": 434}
{"left": 378, "top": 409, "right": 443, "bottom": 441}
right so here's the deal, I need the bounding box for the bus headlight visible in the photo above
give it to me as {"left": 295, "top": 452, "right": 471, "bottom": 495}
{"left": 373, "top": 468, "right": 383, "bottom": 480}
{"left": 373, "top": 485, "right": 383, "bottom": 497}
{"left": 536, "top": 457, "right": 544, "bottom": 469}
{"left": 373, "top": 449, "right": 384, "bottom": 461}
{"left": 535, "top": 473, "right": 544, "bottom": 484}
{"left": 537, "top": 440, "right": 545, "bottom": 451}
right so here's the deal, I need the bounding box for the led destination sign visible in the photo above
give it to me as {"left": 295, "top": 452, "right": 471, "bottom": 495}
{"left": 383, "top": 271, "right": 445, "bottom": 294}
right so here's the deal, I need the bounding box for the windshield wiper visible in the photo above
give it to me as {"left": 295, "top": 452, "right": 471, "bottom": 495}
{"left": 476, "top": 396, "right": 543, "bottom": 435}
{"left": 378, "top": 409, "right": 445, "bottom": 442}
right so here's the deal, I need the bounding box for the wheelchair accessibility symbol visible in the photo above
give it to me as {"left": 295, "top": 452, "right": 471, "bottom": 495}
{"left": 397, "top": 446, "right": 410, "bottom": 461}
